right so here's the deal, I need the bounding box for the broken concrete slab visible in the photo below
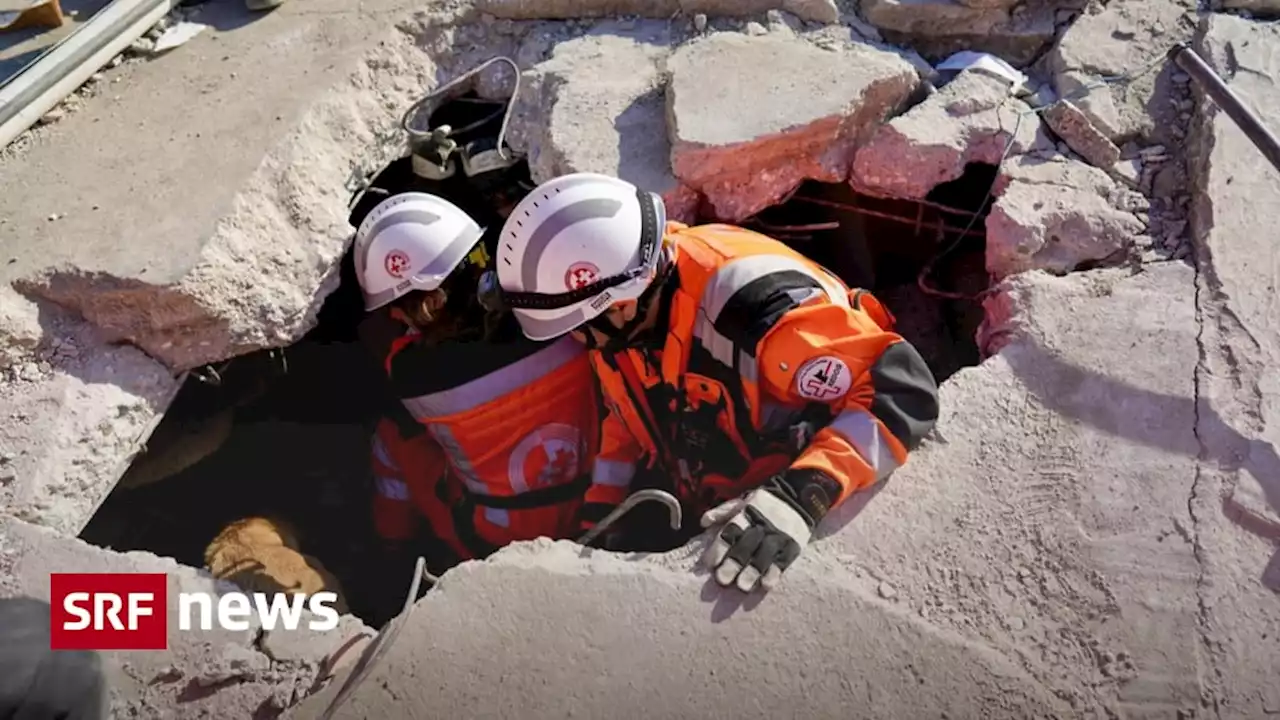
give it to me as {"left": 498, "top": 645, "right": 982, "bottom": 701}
{"left": 0, "top": 516, "right": 372, "bottom": 718}
{"left": 507, "top": 28, "right": 703, "bottom": 222}
{"left": 851, "top": 70, "right": 1051, "bottom": 199}
{"left": 667, "top": 31, "right": 918, "bottom": 221}
{"left": 296, "top": 541, "right": 1074, "bottom": 720}
{"left": 860, "top": 0, "right": 1067, "bottom": 65}
{"left": 0, "top": 302, "right": 177, "bottom": 536}
{"left": 1187, "top": 14, "right": 1280, "bottom": 717}
{"left": 855, "top": 263, "right": 1206, "bottom": 715}
{"left": 985, "top": 155, "right": 1145, "bottom": 277}
{"left": 1048, "top": 0, "right": 1197, "bottom": 144}
{"left": 472, "top": 0, "right": 841, "bottom": 24}
{"left": 0, "top": 0, "right": 447, "bottom": 372}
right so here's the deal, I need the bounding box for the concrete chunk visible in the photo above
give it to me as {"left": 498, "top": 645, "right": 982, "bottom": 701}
{"left": 667, "top": 33, "right": 918, "bottom": 221}
{"left": 851, "top": 70, "right": 1051, "bottom": 199}
{"left": 1042, "top": 99, "right": 1123, "bottom": 169}
{"left": 0, "top": 307, "right": 177, "bottom": 535}
{"left": 474, "top": 0, "right": 841, "bottom": 24}
{"left": 860, "top": 0, "right": 1065, "bottom": 64}
{"left": 0, "top": 12, "right": 442, "bottom": 371}
{"left": 509, "top": 31, "right": 700, "bottom": 222}
{"left": 294, "top": 541, "right": 1071, "bottom": 719}
{"left": 1048, "top": 0, "right": 1195, "bottom": 143}
{"left": 985, "top": 156, "right": 1144, "bottom": 277}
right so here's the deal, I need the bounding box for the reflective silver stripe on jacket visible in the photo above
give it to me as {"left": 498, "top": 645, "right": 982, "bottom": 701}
{"left": 692, "top": 254, "right": 848, "bottom": 386}
{"left": 825, "top": 408, "right": 900, "bottom": 481}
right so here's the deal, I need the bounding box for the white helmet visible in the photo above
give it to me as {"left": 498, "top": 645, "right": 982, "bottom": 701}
{"left": 496, "top": 172, "right": 666, "bottom": 341}
{"left": 353, "top": 192, "right": 485, "bottom": 311}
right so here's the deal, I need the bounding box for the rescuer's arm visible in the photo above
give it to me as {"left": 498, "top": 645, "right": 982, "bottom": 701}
{"left": 370, "top": 422, "right": 448, "bottom": 545}
{"left": 701, "top": 298, "right": 938, "bottom": 593}
{"left": 765, "top": 301, "right": 938, "bottom": 508}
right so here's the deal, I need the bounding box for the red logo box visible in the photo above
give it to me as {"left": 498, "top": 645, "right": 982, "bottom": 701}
{"left": 49, "top": 573, "right": 169, "bottom": 650}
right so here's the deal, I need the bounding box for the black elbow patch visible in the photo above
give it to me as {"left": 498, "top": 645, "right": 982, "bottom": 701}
{"left": 869, "top": 341, "right": 940, "bottom": 452}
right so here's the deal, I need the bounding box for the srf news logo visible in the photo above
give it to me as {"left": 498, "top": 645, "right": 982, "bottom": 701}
{"left": 50, "top": 573, "right": 341, "bottom": 651}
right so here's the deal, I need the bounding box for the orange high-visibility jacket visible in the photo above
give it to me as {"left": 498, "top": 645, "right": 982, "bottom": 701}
{"left": 584, "top": 222, "right": 940, "bottom": 519}
{"left": 372, "top": 331, "right": 601, "bottom": 558}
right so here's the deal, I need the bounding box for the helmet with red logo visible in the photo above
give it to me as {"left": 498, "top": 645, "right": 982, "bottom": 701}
{"left": 353, "top": 192, "right": 485, "bottom": 311}
{"left": 494, "top": 172, "right": 666, "bottom": 341}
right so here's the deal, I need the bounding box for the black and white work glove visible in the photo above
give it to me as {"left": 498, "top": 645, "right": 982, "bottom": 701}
{"left": 700, "top": 470, "right": 841, "bottom": 593}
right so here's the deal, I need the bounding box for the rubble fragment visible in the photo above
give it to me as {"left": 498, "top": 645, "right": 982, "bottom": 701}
{"left": 1042, "top": 99, "right": 1123, "bottom": 169}
{"left": 509, "top": 31, "right": 700, "bottom": 221}
{"left": 851, "top": 70, "right": 1051, "bottom": 199}
{"left": 1049, "top": 0, "right": 1196, "bottom": 143}
{"left": 860, "top": 0, "right": 1067, "bottom": 65}
{"left": 985, "top": 156, "right": 1145, "bottom": 277}
{"left": 667, "top": 32, "right": 918, "bottom": 221}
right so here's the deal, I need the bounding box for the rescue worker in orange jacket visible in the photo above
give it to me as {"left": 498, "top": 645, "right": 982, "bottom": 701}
{"left": 494, "top": 172, "right": 940, "bottom": 593}
{"left": 352, "top": 191, "right": 601, "bottom": 566}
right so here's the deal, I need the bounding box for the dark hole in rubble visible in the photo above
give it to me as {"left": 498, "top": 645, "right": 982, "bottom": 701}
{"left": 713, "top": 162, "right": 999, "bottom": 384}
{"left": 78, "top": 270, "right": 402, "bottom": 626}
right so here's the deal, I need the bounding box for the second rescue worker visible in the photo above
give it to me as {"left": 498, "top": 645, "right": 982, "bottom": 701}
{"left": 495, "top": 172, "right": 940, "bottom": 594}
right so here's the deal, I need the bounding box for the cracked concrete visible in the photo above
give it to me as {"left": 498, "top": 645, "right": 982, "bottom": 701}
{"left": 1185, "top": 13, "right": 1280, "bottom": 718}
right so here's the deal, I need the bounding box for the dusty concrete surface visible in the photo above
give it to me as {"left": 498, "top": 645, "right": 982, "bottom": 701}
{"left": 0, "top": 290, "right": 176, "bottom": 535}
{"left": 1187, "top": 14, "right": 1280, "bottom": 718}
{"left": 0, "top": 516, "right": 373, "bottom": 718}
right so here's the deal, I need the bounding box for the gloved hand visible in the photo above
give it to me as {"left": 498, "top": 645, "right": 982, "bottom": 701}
{"left": 700, "top": 470, "right": 839, "bottom": 593}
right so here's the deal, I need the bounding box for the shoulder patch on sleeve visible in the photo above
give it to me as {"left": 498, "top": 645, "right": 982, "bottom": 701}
{"left": 794, "top": 356, "right": 853, "bottom": 401}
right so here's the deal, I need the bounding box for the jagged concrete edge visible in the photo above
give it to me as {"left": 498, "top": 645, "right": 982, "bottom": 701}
{"left": 15, "top": 8, "right": 476, "bottom": 372}
{"left": 473, "top": 0, "right": 840, "bottom": 25}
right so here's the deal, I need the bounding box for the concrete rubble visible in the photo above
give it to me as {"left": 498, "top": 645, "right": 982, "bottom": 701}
{"left": 0, "top": 0, "right": 1278, "bottom": 718}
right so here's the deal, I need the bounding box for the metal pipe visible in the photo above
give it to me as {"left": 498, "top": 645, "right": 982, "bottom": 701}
{"left": 1169, "top": 44, "right": 1280, "bottom": 174}
{"left": 0, "top": 0, "right": 178, "bottom": 148}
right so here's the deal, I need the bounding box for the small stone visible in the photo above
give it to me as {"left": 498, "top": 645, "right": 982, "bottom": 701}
{"left": 1140, "top": 144, "right": 1167, "bottom": 158}
{"left": 36, "top": 109, "right": 65, "bottom": 126}
{"left": 1172, "top": 71, "right": 1190, "bottom": 84}
{"left": 1008, "top": 616, "right": 1025, "bottom": 631}
{"left": 46, "top": 213, "right": 60, "bottom": 221}
{"left": 108, "top": 54, "right": 124, "bottom": 68}
{"left": 766, "top": 9, "right": 784, "bottom": 24}
{"left": 1043, "top": 99, "right": 1122, "bottom": 169}
{"left": 693, "top": 13, "right": 707, "bottom": 31}
{"left": 128, "top": 37, "right": 155, "bottom": 55}
{"left": 877, "top": 581, "right": 897, "bottom": 599}
{"left": 1111, "top": 159, "right": 1142, "bottom": 188}
{"left": 745, "top": 21, "right": 767, "bottom": 36}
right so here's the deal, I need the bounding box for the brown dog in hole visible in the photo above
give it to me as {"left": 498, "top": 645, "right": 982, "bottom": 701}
{"left": 204, "top": 517, "right": 350, "bottom": 615}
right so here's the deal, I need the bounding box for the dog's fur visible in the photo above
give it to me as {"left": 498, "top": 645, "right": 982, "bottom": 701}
{"left": 204, "top": 517, "right": 349, "bottom": 615}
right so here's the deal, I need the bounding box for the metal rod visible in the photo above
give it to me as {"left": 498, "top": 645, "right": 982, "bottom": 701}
{"left": 0, "top": 0, "right": 179, "bottom": 148}
{"left": 1170, "top": 44, "right": 1280, "bottom": 174}
{"left": 788, "top": 195, "right": 988, "bottom": 240}
{"left": 578, "top": 489, "right": 682, "bottom": 548}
